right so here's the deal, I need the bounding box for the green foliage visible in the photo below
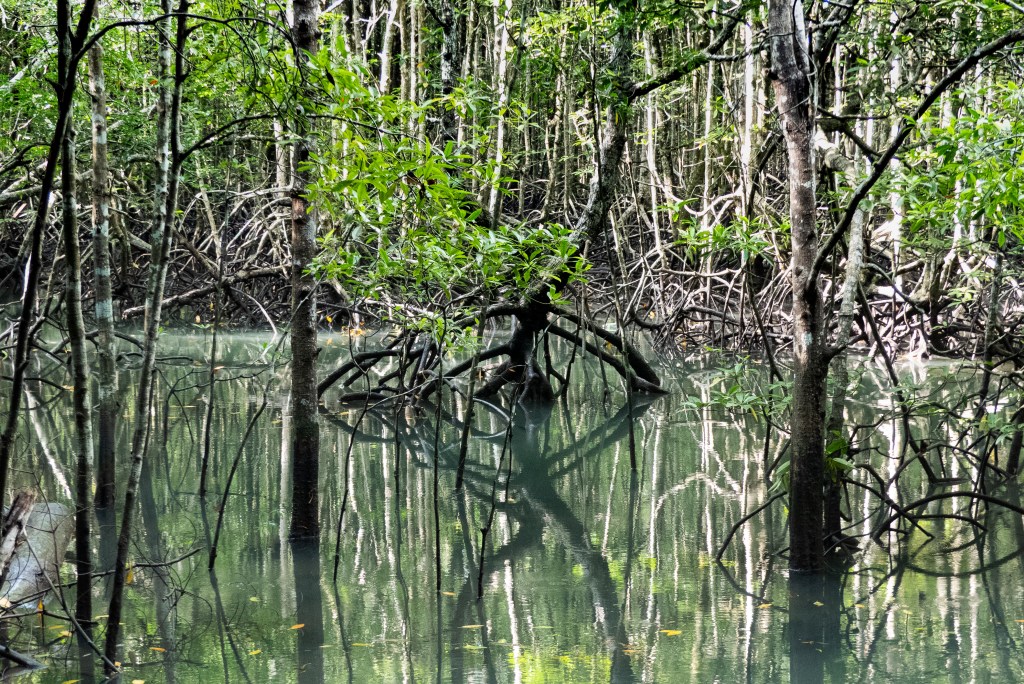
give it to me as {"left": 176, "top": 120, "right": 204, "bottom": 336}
{"left": 895, "top": 82, "right": 1024, "bottom": 254}
{"left": 305, "top": 46, "right": 587, "bottom": 343}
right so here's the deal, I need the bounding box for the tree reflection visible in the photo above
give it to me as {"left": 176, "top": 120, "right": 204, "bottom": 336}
{"left": 292, "top": 539, "right": 325, "bottom": 684}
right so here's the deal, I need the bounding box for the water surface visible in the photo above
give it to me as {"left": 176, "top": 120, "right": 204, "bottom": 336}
{"left": 4, "top": 332, "right": 1024, "bottom": 683}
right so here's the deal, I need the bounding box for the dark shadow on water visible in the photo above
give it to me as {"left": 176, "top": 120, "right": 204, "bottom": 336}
{"left": 788, "top": 573, "right": 844, "bottom": 684}
{"left": 292, "top": 538, "right": 325, "bottom": 684}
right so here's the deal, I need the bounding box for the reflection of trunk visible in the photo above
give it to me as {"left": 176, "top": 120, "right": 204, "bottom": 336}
{"left": 89, "top": 40, "right": 118, "bottom": 511}
{"left": 515, "top": 425, "right": 636, "bottom": 683}
{"left": 788, "top": 574, "right": 842, "bottom": 684}
{"left": 289, "top": 0, "right": 322, "bottom": 540}
{"left": 105, "top": 0, "right": 187, "bottom": 670}
{"left": 292, "top": 540, "right": 325, "bottom": 684}
{"left": 139, "top": 458, "right": 176, "bottom": 684}
{"left": 769, "top": 0, "right": 826, "bottom": 573}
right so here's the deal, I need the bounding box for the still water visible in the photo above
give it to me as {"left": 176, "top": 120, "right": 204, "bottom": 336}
{"left": 4, "top": 332, "right": 1024, "bottom": 682}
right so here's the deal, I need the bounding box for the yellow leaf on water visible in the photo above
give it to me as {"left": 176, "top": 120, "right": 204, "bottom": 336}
{"left": 290, "top": 624, "right": 305, "bottom": 630}
{"left": 59, "top": 630, "right": 73, "bottom": 638}
{"left": 48, "top": 624, "right": 68, "bottom": 630}
{"left": 460, "top": 624, "right": 484, "bottom": 629}
{"left": 249, "top": 597, "right": 260, "bottom": 603}
{"left": 441, "top": 592, "right": 456, "bottom": 597}
{"left": 659, "top": 629, "right": 682, "bottom": 636}
{"left": 132, "top": 680, "right": 145, "bottom": 684}
{"left": 854, "top": 604, "right": 866, "bottom": 609}
{"left": 149, "top": 647, "right": 166, "bottom": 653}
{"left": 1016, "top": 619, "right": 1024, "bottom": 623}
{"left": 125, "top": 567, "right": 134, "bottom": 585}
{"left": 248, "top": 650, "right": 262, "bottom": 656}
{"left": 352, "top": 642, "right": 372, "bottom": 647}
{"left": 61, "top": 680, "right": 80, "bottom": 684}
{"left": 757, "top": 603, "right": 773, "bottom": 609}
{"left": 813, "top": 601, "right": 824, "bottom": 607}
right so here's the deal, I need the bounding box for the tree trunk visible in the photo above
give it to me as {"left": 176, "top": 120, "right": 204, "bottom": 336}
{"left": 89, "top": 41, "right": 118, "bottom": 511}
{"left": 289, "top": 0, "right": 322, "bottom": 540}
{"left": 769, "top": 0, "right": 826, "bottom": 573}
{"left": 104, "top": 0, "right": 187, "bottom": 671}
{"left": 61, "top": 86, "right": 96, "bottom": 649}
{"left": 0, "top": 0, "right": 97, "bottom": 509}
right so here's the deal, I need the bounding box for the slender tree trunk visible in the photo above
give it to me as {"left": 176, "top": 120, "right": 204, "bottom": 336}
{"left": 0, "top": 0, "right": 97, "bottom": 508}
{"left": 378, "top": 0, "right": 400, "bottom": 92}
{"left": 89, "top": 41, "right": 118, "bottom": 511}
{"left": 485, "top": 0, "right": 512, "bottom": 221}
{"left": 824, "top": 158, "right": 865, "bottom": 548}
{"left": 289, "top": 0, "right": 322, "bottom": 540}
{"left": 57, "top": 2, "right": 96, "bottom": 652}
{"left": 104, "top": 1, "right": 187, "bottom": 671}
{"left": 439, "top": 0, "right": 462, "bottom": 143}
{"left": 769, "top": 0, "right": 826, "bottom": 573}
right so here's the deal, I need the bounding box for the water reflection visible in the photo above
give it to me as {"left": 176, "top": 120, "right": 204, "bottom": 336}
{"left": 8, "top": 335, "right": 1024, "bottom": 681}
{"left": 292, "top": 540, "right": 325, "bottom": 684}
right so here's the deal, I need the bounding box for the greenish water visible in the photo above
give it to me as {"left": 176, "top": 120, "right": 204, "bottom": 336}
{"left": 4, "top": 332, "right": 1024, "bottom": 682}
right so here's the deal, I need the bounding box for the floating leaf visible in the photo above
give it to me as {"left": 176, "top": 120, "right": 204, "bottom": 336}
{"left": 48, "top": 625, "right": 68, "bottom": 631}
{"left": 659, "top": 629, "right": 681, "bottom": 636}
{"left": 290, "top": 624, "right": 305, "bottom": 630}
{"left": 61, "top": 680, "right": 80, "bottom": 684}
{"left": 149, "top": 647, "right": 166, "bottom": 653}
{"left": 757, "top": 603, "right": 773, "bottom": 609}
{"left": 248, "top": 649, "right": 262, "bottom": 656}
{"left": 352, "top": 642, "right": 372, "bottom": 647}
{"left": 813, "top": 601, "right": 824, "bottom": 607}
{"left": 59, "top": 630, "right": 73, "bottom": 638}
{"left": 249, "top": 597, "right": 260, "bottom": 603}
{"left": 854, "top": 604, "right": 866, "bottom": 609}
{"left": 460, "top": 624, "right": 483, "bottom": 629}
{"left": 441, "top": 591, "right": 456, "bottom": 597}
{"left": 125, "top": 567, "right": 134, "bottom": 585}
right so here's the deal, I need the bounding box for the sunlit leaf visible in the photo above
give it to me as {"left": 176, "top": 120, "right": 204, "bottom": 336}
{"left": 441, "top": 591, "right": 456, "bottom": 597}
{"left": 757, "top": 603, "right": 773, "bottom": 609}
{"left": 149, "top": 647, "right": 166, "bottom": 653}
{"left": 248, "top": 650, "right": 262, "bottom": 656}
{"left": 249, "top": 597, "right": 260, "bottom": 603}
{"left": 290, "top": 624, "right": 305, "bottom": 630}
{"left": 460, "top": 624, "right": 483, "bottom": 629}
{"left": 813, "top": 601, "right": 824, "bottom": 607}
{"left": 659, "top": 629, "right": 681, "bottom": 636}
{"left": 59, "top": 630, "right": 73, "bottom": 638}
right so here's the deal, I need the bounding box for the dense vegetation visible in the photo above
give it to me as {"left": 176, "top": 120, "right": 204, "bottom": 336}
{"left": 2, "top": 0, "right": 1024, "bottom": 676}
